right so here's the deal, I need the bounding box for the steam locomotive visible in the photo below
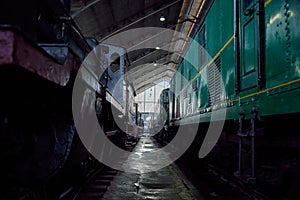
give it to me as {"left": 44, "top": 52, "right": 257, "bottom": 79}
{"left": 0, "top": 0, "right": 138, "bottom": 198}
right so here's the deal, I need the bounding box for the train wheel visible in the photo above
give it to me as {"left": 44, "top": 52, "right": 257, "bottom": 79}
{"left": 0, "top": 112, "right": 75, "bottom": 186}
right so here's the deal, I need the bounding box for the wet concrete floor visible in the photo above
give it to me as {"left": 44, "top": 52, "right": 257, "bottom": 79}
{"left": 102, "top": 136, "right": 203, "bottom": 200}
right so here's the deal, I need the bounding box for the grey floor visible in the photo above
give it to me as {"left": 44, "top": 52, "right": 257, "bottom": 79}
{"left": 103, "top": 135, "right": 203, "bottom": 200}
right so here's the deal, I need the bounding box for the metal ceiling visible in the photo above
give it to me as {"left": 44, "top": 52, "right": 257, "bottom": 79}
{"left": 70, "top": 0, "right": 208, "bottom": 94}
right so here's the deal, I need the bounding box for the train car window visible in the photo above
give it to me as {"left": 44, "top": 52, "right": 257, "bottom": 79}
{"left": 110, "top": 52, "right": 120, "bottom": 73}
{"left": 243, "top": 0, "right": 253, "bottom": 10}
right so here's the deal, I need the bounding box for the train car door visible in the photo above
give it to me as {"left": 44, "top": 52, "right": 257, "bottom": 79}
{"left": 240, "top": 0, "right": 258, "bottom": 90}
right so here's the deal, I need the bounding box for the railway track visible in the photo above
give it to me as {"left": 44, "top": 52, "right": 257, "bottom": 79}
{"left": 206, "top": 163, "right": 270, "bottom": 199}
{"left": 67, "top": 166, "right": 118, "bottom": 200}
{"left": 61, "top": 141, "right": 138, "bottom": 200}
{"left": 175, "top": 155, "right": 270, "bottom": 200}
{"left": 14, "top": 162, "right": 111, "bottom": 200}
{"left": 15, "top": 139, "right": 138, "bottom": 200}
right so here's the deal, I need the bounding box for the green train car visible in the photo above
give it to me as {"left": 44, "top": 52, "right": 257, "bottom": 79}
{"left": 172, "top": 0, "right": 300, "bottom": 122}
{"left": 166, "top": 0, "right": 300, "bottom": 193}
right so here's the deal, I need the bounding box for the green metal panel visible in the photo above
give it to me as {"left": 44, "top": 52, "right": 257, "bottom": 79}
{"left": 220, "top": 0, "right": 234, "bottom": 42}
{"left": 189, "top": 0, "right": 238, "bottom": 120}
{"left": 196, "top": 25, "right": 207, "bottom": 110}
{"left": 206, "top": 0, "right": 234, "bottom": 57}
{"left": 265, "top": 0, "right": 290, "bottom": 87}
{"left": 206, "top": 0, "right": 222, "bottom": 57}
{"left": 204, "top": 0, "right": 235, "bottom": 108}
{"left": 289, "top": 0, "right": 300, "bottom": 79}
{"left": 220, "top": 42, "right": 236, "bottom": 99}
{"left": 205, "top": 0, "right": 222, "bottom": 110}
{"left": 189, "top": 34, "right": 201, "bottom": 113}
{"left": 264, "top": 0, "right": 300, "bottom": 86}
{"left": 185, "top": 38, "right": 199, "bottom": 82}
{"left": 199, "top": 70, "right": 209, "bottom": 109}
{"left": 219, "top": 0, "right": 235, "bottom": 100}
{"left": 183, "top": 59, "right": 188, "bottom": 81}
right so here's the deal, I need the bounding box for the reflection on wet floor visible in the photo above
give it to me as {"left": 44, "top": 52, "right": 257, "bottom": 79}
{"left": 103, "top": 135, "right": 203, "bottom": 200}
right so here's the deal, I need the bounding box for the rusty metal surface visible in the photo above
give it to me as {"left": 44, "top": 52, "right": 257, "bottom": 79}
{"left": 0, "top": 30, "right": 80, "bottom": 86}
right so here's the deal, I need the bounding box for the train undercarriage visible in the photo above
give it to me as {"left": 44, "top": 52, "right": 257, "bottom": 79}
{"left": 155, "top": 111, "right": 300, "bottom": 199}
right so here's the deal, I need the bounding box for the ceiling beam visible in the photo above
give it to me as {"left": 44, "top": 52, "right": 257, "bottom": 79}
{"left": 136, "top": 75, "right": 172, "bottom": 94}
{"left": 127, "top": 63, "right": 175, "bottom": 81}
{"left": 133, "top": 68, "right": 174, "bottom": 86}
{"left": 72, "top": 0, "right": 104, "bottom": 17}
{"left": 130, "top": 51, "right": 170, "bottom": 69}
